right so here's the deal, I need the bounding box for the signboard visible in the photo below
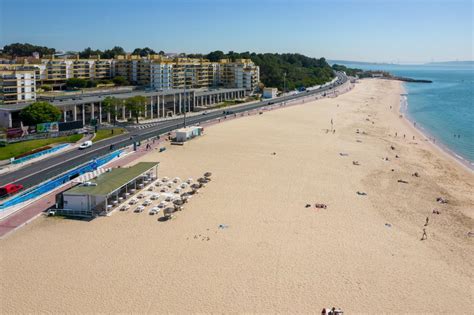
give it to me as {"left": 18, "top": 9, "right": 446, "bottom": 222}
{"left": 6, "top": 128, "right": 23, "bottom": 139}
{"left": 36, "top": 122, "right": 59, "bottom": 133}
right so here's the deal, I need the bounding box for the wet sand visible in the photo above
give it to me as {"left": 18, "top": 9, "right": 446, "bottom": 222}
{"left": 1, "top": 79, "right": 473, "bottom": 313}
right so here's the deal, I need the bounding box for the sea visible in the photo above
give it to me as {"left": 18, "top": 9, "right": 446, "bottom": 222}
{"left": 333, "top": 62, "right": 474, "bottom": 168}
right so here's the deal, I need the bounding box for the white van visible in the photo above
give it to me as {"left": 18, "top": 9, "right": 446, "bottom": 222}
{"left": 79, "top": 141, "right": 92, "bottom": 150}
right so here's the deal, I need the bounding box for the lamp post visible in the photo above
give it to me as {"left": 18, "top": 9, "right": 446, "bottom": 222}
{"left": 183, "top": 69, "right": 192, "bottom": 128}
{"left": 283, "top": 72, "right": 287, "bottom": 95}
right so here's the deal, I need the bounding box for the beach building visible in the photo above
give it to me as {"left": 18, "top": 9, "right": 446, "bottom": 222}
{"left": 174, "top": 126, "right": 204, "bottom": 142}
{"left": 263, "top": 87, "right": 278, "bottom": 99}
{"left": 58, "top": 162, "right": 158, "bottom": 217}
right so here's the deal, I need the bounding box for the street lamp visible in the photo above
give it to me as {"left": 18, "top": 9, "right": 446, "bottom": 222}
{"left": 183, "top": 69, "right": 193, "bottom": 128}
{"left": 283, "top": 72, "right": 287, "bottom": 95}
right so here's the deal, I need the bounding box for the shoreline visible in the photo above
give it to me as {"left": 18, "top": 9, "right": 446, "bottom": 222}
{"left": 399, "top": 83, "right": 473, "bottom": 172}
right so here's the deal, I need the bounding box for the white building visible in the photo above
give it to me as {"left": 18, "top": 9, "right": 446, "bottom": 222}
{"left": 0, "top": 66, "right": 37, "bottom": 104}
{"left": 263, "top": 87, "right": 278, "bottom": 99}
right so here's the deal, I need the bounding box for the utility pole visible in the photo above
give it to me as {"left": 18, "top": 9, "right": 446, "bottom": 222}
{"left": 283, "top": 72, "right": 287, "bottom": 95}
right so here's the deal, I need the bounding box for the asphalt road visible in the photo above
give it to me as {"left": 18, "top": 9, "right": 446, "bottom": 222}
{"left": 0, "top": 72, "right": 348, "bottom": 189}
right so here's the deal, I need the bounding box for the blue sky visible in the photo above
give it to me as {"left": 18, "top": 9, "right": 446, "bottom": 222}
{"left": 1, "top": 0, "right": 472, "bottom": 63}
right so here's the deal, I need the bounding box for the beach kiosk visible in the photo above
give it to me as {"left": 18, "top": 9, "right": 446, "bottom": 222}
{"left": 57, "top": 162, "right": 158, "bottom": 218}
{"left": 174, "top": 126, "right": 204, "bottom": 143}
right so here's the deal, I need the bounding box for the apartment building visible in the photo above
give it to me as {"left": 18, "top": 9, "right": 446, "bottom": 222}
{"left": 15, "top": 55, "right": 114, "bottom": 89}
{"left": 218, "top": 59, "right": 260, "bottom": 91}
{"left": 1, "top": 55, "right": 259, "bottom": 102}
{"left": 0, "top": 65, "right": 37, "bottom": 104}
{"left": 115, "top": 55, "right": 260, "bottom": 93}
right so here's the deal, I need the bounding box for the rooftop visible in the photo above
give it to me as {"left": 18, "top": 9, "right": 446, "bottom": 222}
{"left": 65, "top": 162, "right": 158, "bottom": 196}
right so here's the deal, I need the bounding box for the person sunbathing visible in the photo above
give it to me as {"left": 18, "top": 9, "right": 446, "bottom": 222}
{"left": 315, "top": 203, "right": 327, "bottom": 209}
{"left": 352, "top": 161, "right": 360, "bottom": 165}
{"left": 436, "top": 197, "right": 448, "bottom": 204}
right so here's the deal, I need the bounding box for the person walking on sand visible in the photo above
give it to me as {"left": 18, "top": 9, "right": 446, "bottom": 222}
{"left": 424, "top": 217, "right": 429, "bottom": 226}
{"left": 421, "top": 228, "right": 427, "bottom": 240}
{"left": 403, "top": 134, "right": 406, "bottom": 139}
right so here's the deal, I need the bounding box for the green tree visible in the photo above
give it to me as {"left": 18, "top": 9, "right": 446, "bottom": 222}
{"left": 132, "top": 47, "right": 156, "bottom": 57}
{"left": 102, "top": 46, "right": 126, "bottom": 59}
{"left": 125, "top": 96, "right": 147, "bottom": 124}
{"left": 66, "top": 78, "right": 87, "bottom": 89}
{"left": 112, "top": 76, "right": 128, "bottom": 86}
{"left": 19, "top": 102, "right": 61, "bottom": 126}
{"left": 102, "top": 96, "right": 122, "bottom": 125}
{"left": 41, "top": 84, "right": 53, "bottom": 92}
{"left": 78, "top": 47, "right": 103, "bottom": 58}
{"left": 206, "top": 50, "right": 225, "bottom": 62}
{"left": 2, "top": 43, "right": 55, "bottom": 57}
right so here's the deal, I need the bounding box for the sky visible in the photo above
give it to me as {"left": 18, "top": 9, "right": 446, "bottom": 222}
{"left": 1, "top": 0, "right": 473, "bottom": 63}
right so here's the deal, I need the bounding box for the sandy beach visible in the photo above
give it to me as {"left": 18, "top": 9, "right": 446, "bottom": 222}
{"left": 1, "top": 79, "right": 473, "bottom": 313}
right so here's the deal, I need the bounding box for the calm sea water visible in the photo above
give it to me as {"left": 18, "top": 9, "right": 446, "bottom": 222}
{"left": 335, "top": 62, "right": 474, "bottom": 165}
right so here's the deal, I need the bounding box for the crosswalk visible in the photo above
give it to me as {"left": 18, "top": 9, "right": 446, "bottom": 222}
{"left": 128, "top": 122, "right": 161, "bottom": 130}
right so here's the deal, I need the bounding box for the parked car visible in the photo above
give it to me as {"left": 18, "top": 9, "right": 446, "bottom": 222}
{"left": 150, "top": 194, "right": 160, "bottom": 200}
{"left": 149, "top": 206, "right": 161, "bottom": 215}
{"left": 0, "top": 183, "right": 24, "bottom": 199}
{"left": 137, "top": 193, "right": 145, "bottom": 199}
{"left": 120, "top": 204, "right": 130, "bottom": 211}
{"left": 134, "top": 205, "right": 145, "bottom": 213}
{"left": 142, "top": 199, "right": 152, "bottom": 206}
{"left": 158, "top": 201, "right": 167, "bottom": 208}
{"left": 129, "top": 198, "right": 138, "bottom": 205}
{"left": 78, "top": 141, "right": 92, "bottom": 150}
{"left": 202, "top": 111, "right": 209, "bottom": 115}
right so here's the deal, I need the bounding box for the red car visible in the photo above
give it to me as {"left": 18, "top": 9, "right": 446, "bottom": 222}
{"left": 0, "top": 183, "right": 24, "bottom": 198}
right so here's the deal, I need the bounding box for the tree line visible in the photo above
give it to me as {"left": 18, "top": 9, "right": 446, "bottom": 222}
{"left": 202, "top": 51, "right": 335, "bottom": 90}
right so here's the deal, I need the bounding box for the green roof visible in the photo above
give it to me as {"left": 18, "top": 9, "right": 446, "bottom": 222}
{"left": 66, "top": 162, "right": 158, "bottom": 196}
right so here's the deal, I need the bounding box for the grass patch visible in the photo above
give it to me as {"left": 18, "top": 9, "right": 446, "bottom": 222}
{"left": 93, "top": 128, "right": 126, "bottom": 143}
{"left": 0, "top": 134, "right": 83, "bottom": 161}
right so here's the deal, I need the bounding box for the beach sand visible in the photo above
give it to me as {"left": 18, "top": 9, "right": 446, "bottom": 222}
{"left": 1, "top": 79, "right": 473, "bottom": 313}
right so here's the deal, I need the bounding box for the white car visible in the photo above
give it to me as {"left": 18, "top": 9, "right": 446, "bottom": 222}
{"left": 149, "top": 206, "right": 160, "bottom": 215}
{"left": 155, "top": 181, "right": 162, "bottom": 187}
{"left": 129, "top": 198, "right": 138, "bottom": 205}
{"left": 134, "top": 205, "right": 145, "bottom": 213}
{"left": 142, "top": 199, "right": 152, "bottom": 206}
{"left": 150, "top": 194, "right": 160, "bottom": 200}
{"left": 78, "top": 141, "right": 92, "bottom": 150}
{"left": 137, "top": 193, "right": 145, "bottom": 199}
{"left": 174, "top": 188, "right": 181, "bottom": 194}
{"left": 173, "top": 177, "right": 181, "bottom": 183}
{"left": 165, "top": 195, "right": 175, "bottom": 202}
{"left": 158, "top": 201, "right": 167, "bottom": 208}
{"left": 120, "top": 204, "right": 130, "bottom": 211}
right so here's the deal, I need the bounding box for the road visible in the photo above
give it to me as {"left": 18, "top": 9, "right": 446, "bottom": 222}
{"left": 0, "top": 72, "right": 348, "bottom": 189}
